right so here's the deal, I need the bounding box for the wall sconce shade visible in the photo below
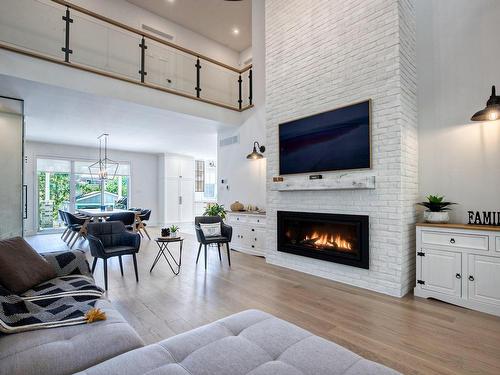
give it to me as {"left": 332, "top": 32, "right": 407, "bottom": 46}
{"left": 471, "top": 85, "right": 500, "bottom": 121}
{"left": 246, "top": 141, "right": 265, "bottom": 160}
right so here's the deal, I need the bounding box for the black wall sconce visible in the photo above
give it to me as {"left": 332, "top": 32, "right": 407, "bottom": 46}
{"left": 246, "top": 141, "right": 265, "bottom": 160}
{"left": 471, "top": 85, "right": 500, "bottom": 121}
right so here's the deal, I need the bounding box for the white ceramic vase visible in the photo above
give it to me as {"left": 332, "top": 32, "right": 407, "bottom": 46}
{"left": 424, "top": 211, "right": 450, "bottom": 224}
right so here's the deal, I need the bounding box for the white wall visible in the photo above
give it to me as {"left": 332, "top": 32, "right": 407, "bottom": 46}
{"left": 217, "top": 0, "right": 267, "bottom": 210}
{"left": 23, "top": 141, "right": 159, "bottom": 235}
{"left": 417, "top": 0, "right": 500, "bottom": 223}
{"left": 265, "top": 0, "right": 418, "bottom": 297}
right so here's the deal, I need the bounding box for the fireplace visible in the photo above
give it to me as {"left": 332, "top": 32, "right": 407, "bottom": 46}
{"left": 277, "top": 211, "right": 369, "bottom": 269}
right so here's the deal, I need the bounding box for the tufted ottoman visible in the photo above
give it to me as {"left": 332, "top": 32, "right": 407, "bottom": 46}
{"left": 77, "top": 309, "right": 399, "bottom": 375}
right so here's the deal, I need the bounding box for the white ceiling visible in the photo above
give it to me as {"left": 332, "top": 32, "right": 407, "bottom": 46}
{"left": 0, "top": 75, "right": 220, "bottom": 159}
{"left": 126, "top": 0, "right": 251, "bottom": 52}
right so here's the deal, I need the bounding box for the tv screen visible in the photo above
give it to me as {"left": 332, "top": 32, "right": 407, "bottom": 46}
{"left": 279, "top": 100, "right": 370, "bottom": 175}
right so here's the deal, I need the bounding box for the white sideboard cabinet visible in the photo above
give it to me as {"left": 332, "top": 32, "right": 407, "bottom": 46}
{"left": 226, "top": 212, "right": 266, "bottom": 257}
{"left": 415, "top": 223, "right": 500, "bottom": 317}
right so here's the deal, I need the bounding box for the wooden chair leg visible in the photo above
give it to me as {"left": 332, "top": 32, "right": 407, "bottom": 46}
{"left": 217, "top": 243, "right": 222, "bottom": 262}
{"left": 118, "top": 256, "right": 124, "bottom": 276}
{"left": 226, "top": 243, "right": 231, "bottom": 267}
{"left": 103, "top": 258, "right": 108, "bottom": 291}
{"left": 142, "top": 226, "right": 151, "bottom": 240}
{"left": 132, "top": 254, "right": 139, "bottom": 282}
{"left": 204, "top": 244, "right": 208, "bottom": 270}
{"left": 196, "top": 243, "right": 202, "bottom": 264}
{"left": 91, "top": 257, "right": 98, "bottom": 274}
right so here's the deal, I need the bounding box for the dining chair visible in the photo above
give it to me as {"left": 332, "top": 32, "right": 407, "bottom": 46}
{"left": 136, "top": 209, "right": 151, "bottom": 239}
{"left": 65, "top": 212, "right": 88, "bottom": 248}
{"left": 194, "top": 216, "right": 233, "bottom": 270}
{"left": 87, "top": 221, "right": 141, "bottom": 290}
{"left": 107, "top": 211, "right": 136, "bottom": 231}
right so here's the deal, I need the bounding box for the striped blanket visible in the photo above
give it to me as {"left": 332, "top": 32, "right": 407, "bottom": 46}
{"left": 0, "top": 250, "right": 104, "bottom": 334}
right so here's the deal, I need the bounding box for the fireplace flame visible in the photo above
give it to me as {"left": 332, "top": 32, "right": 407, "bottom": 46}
{"left": 305, "top": 231, "right": 352, "bottom": 250}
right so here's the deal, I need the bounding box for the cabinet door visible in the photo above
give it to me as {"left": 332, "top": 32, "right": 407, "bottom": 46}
{"left": 179, "top": 179, "right": 194, "bottom": 222}
{"left": 165, "top": 158, "right": 180, "bottom": 178}
{"left": 421, "top": 248, "right": 462, "bottom": 297}
{"left": 467, "top": 255, "right": 500, "bottom": 307}
{"left": 231, "top": 226, "right": 246, "bottom": 247}
{"left": 165, "top": 178, "right": 179, "bottom": 222}
{"left": 179, "top": 158, "right": 194, "bottom": 180}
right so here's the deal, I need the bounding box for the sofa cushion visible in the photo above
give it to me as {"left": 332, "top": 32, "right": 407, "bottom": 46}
{"left": 0, "top": 299, "right": 144, "bottom": 375}
{"left": 76, "top": 309, "right": 400, "bottom": 375}
{"left": 0, "top": 237, "right": 56, "bottom": 293}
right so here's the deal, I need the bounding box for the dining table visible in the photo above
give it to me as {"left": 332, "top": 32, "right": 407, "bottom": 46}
{"left": 76, "top": 208, "right": 141, "bottom": 234}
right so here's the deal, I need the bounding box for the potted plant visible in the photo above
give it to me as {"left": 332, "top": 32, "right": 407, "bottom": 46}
{"left": 418, "top": 195, "right": 457, "bottom": 223}
{"left": 169, "top": 225, "right": 179, "bottom": 238}
{"left": 204, "top": 203, "right": 226, "bottom": 220}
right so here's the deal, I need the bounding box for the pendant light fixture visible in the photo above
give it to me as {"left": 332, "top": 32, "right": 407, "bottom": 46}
{"left": 471, "top": 85, "right": 500, "bottom": 121}
{"left": 88, "top": 133, "right": 119, "bottom": 181}
{"left": 246, "top": 141, "right": 266, "bottom": 160}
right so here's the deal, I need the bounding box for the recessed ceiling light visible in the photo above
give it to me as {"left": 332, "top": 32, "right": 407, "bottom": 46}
{"left": 232, "top": 27, "right": 240, "bottom": 35}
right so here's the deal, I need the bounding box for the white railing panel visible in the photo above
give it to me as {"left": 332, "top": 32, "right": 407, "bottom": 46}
{"left": 0, "top": 0, "right": 64, "bottom": 58}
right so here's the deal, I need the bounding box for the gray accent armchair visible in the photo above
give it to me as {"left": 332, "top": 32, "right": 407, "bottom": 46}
{"left": 87, "top": 221, "right": 141, "bottom": 290}
{"left": 194, "top": 216, "right": 232, "bottom": 270}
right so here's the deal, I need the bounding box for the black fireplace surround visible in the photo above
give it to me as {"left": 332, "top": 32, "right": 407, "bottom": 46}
{"left": 277, "top": 211, "right": 369, "bottom": 269}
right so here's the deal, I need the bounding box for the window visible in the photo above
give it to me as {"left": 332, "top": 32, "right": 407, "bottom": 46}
{"left": 194, "top": 160, "right": 217, "bottom": 201}
{"left": 36, "top": 157, "right": 131, "bottom": 231}
{"left": 195, "top": 160, "right": 205, "bottom": 192}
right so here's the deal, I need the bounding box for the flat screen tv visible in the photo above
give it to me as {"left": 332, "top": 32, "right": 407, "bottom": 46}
{"left": 279, "top": 100, "right": 371, "bottom": 175}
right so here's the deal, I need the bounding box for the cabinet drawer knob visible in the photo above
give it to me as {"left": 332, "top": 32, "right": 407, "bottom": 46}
{"left": 468, "top": 275, "right": 475, "bottom": 282}
{"left": 455, "top": 273, "right": 461, "bottom": 279}
{"left": 450, "top": 238, "right": 455, "bottom": 244}
{"left": 251, "top": 228, "right": 255, "bottom": 231}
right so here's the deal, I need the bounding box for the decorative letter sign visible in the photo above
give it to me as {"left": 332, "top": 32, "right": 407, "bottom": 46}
{"left": 468, "top": 211, "right": 500, "bottom": 226}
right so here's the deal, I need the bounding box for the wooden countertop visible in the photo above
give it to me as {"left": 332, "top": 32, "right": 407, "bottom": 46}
{"left": 416, "top": 222, "right": 500, "bottom": 232}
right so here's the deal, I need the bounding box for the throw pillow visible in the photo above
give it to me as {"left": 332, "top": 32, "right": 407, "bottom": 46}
{"left": 0, "top": 237, "right": 57, "bottom": 294}
{"left": 200, "top": 222, "right": 221, "bottom": 237}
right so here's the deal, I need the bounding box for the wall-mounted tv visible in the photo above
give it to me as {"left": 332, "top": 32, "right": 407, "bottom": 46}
{"left": 279, "top": 100, "right": 371, "bottom": 175}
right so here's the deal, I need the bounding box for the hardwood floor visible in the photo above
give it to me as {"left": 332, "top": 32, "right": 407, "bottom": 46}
{"left": 27, "top": 229, "right": 500, "bottom": 375}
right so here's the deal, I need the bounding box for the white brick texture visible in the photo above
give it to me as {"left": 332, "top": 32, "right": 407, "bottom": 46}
{"left": 265, "top": 0, "right": 418, "bottom": 297}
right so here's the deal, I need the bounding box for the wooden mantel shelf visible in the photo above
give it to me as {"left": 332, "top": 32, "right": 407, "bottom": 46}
{"left": 270, "top": 175, "right": 376, "bottom": 192}
{"left": 416, "top": 222, "right": 500, "bottom": 232}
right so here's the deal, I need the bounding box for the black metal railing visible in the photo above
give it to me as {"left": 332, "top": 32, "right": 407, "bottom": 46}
{"left": 0, "top": 0, "right": 253, "bottom": 111}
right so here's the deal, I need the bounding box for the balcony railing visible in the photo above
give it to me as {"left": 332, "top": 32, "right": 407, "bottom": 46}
{"left": 0, "top": 0, "right": 253, "bottom": 111}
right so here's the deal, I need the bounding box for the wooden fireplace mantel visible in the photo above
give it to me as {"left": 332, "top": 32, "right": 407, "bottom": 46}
{"left": 270, "top": 175, "right": 376, "bottom": 192}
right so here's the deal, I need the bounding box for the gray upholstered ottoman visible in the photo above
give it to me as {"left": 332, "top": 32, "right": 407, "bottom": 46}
{"left": 77, "top": 309, "right": 399, "bottom": 375}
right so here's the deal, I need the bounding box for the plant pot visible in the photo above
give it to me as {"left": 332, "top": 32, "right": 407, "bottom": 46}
{"left": 170, "top": 231, "right": 178, "bottom": 238}
{"left": 424, "top": 211, "right": 450, "bottom": 224}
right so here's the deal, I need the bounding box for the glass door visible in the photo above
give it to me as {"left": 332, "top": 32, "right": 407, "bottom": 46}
{"left": 36, "top": 159, "right": 71, "bottom": 231}
{"left": 0, "top": 97, "right": 24, "bottom": 239}
{"left": 36, "top": 159, "right": 131, "bottom": 231}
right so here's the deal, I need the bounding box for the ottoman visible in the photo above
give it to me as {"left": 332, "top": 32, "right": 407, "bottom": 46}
{"left": 77, "top": 309, "right": 399, "bottom": 375}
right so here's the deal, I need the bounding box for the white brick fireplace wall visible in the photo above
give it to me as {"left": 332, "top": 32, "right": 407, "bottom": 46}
{"left": 265, "top": 0, "right": 417, "bottom": 297}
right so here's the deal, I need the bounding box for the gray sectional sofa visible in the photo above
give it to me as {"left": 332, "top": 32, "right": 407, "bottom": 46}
{"left": 1, "top": 249, "right": 399, "bottom": 375}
